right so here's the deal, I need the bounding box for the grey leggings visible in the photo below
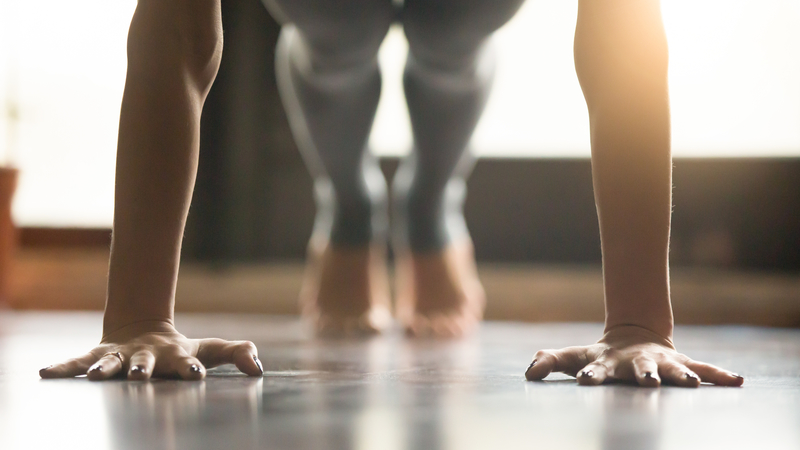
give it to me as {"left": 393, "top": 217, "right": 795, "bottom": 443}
{"left": 263, "top": 0, "right": 526, "bottom": 251}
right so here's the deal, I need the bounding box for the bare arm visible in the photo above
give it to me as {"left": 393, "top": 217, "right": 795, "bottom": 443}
{"left": 40, "top": 0, "right": 262, "bottom": 381}
{"left": 526, "top": 0, "right": 741, "bottom": 387}
{"left": 578, "top": 0, "right": 674, "bottom": 338}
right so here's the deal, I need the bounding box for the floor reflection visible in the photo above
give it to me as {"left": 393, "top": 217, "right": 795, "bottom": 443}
{"left": 599, "top": 387, "right": 662, "bottom": 450}
{"left": 3, "top": 314, "right": 800, "bottom": 450}
{"left": 102, "top": 377, "right": 263, "bottom": 450}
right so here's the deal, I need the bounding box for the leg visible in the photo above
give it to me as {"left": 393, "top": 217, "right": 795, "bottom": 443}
{"left": 394, "top": 0, "right": 526, "bottom": 336}
{"left": 264, "top": 0, "right": 395, "bottom": 334}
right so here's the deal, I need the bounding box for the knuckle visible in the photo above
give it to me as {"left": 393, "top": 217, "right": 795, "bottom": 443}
{"left": 599, "top": 348, "right": 620, "bottom": 359}
{"left": 592, "top": 360, "right": 612, "bottom": 372}
{"left": 238, "top": 341, "right": 258, "bottom": 354}
{"left": 631, "top": 355, "right": 651, "bottom": 366}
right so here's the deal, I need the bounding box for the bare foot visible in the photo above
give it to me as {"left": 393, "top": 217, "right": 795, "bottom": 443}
{"left": 395, "top": 240, "right": 486, "bottom": 338}
{"left": 300, "top": 236, "right": 392, "bottom": 336}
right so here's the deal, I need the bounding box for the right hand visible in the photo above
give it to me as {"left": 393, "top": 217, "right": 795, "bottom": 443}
{"left": 39, "top": 320, "right": 264, "bottom": 381}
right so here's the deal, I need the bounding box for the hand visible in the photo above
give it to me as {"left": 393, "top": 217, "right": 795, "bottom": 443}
{"left": 524, "top": 325, "right": 744, "bottom": 387}
{"left": 39, "top": 320, "right": 264, "bottom": 381}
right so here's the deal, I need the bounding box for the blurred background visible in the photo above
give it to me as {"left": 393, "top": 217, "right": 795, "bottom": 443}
{"left": 1, "top": 0, "right": 798, "bottom": 325}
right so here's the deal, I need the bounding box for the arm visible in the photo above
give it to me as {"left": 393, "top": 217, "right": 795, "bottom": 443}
{"left": 525, "top": 0, "right": 742, "bottom": 387}
{"left": 40, "top": 0, "right": 263, "bottom": 381}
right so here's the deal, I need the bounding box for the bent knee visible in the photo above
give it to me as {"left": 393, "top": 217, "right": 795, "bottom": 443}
{"left": 402, "top": 0, "right": 523, "bottom": 73}
{"left": 273, "top": 0, "right": 393, "bottom": 71}
{"left": 128, "top": 0, "right": 223, "bottom": 89}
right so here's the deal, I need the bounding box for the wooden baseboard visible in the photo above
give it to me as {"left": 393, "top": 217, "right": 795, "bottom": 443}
{"left": 19, "top": 227, "right": 112, "bottom": 248}
{"left": 8, "top": 248, "right": 800, "bottom": 327}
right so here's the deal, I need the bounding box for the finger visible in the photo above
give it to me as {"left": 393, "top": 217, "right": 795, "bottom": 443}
{"left": 525, "top": 347, "right": 589, "bottom": 381}
{"left": 127, "top": 350, "right": 156, "bottom": 381}
{"left": 151, "top": 345, "right": 206, "bottom": 380}
{"left": 632, "top": 356, "right": 661, "bottom": 387}
{"left": 685, "top": 360, "right": 744, "bottom": 387}
{"left": 87, "top": 352, "right": 125, "bottom": 381}
{"left": 659, "top": 361, "right": 701, "bottom": 388}
{"left": 40, "top": 352, "right": 99, "bottom": 379}
{"left": 197, "top": 339, "right": 263, "bottom": 376}
{"left": 175, "top": 355, "right": 206, "bottom": 381}
{"left": 576, "top": 359, "right": 614, "bottom": 386}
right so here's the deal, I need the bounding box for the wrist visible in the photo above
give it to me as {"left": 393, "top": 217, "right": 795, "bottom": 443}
{"left": 604, "top": 315, "right": 673, "bottom": 341}
{"left": 601, "top": 323, "right": 675, "bottom": 349}
{"left": 102, "top": 317, "right": 176, "bottom": 342}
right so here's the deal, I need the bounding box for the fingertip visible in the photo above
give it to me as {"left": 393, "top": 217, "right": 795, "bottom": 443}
{"left": 526, "top": 350, "right": 559, "bottom": 381}
{"left": 728, "top": 373, "right": 744, "bottom": 387}
{"left": 232, "top": 342, "right": 263, "bottom": 377}
{"left": 524, "top": 359, "right": 544, "bottom": 381}
{"left": 236, "top": 354, "right": 264, "bottom": 377}
{"left": 182, "top": 364, "right": 205, "bottom": 381}
{"left": 683, "top": 372, "right": 701, "bottom": 388}
{"left": 577, "top": 370, "right": 602, "bottom": 386}
{"left": 39, "top": 365, "right": 54, "bottom": 379}
{"left": 127, "top": 365, "right": 150, "bottom": 381}
{"left": 86, "top": 364, "right": 106, "bottom": 381}
{"left": 252, "top": 355, "right": 264, "bottom": 376}
{"left": 638, "top": 371, "right": 661, "bottom": 388}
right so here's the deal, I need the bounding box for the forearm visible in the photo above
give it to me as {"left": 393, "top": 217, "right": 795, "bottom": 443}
{"left": 592, "top": 108, "right": 673, "bottom": 338}
{"left": 576, "top": 0, "right": 673, "bottom": 338}
{"left": 103, "top": 1, "right": 222, "bottom": 335}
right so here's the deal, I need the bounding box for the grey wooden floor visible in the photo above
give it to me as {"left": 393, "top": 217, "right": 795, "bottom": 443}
{"left": 1, "top": 312, "right": 799, "bottom": 450}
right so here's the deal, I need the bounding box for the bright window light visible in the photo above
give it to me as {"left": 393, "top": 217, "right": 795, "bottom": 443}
{"left": 1, "top": 0, "right": 799, "bottom": 227}
{"left": 371, "top": 0, "right": 800, "bottom": 158}
{"left": 1, "top": 0, "right": 136, "bottom": 227}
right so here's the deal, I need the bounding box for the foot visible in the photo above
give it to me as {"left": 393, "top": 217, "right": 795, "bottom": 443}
{"left": 300, "top": 236, "right": 392, "bottom": 336}
{"left": 395, "top": 240, "right": 486, "bottom": 338}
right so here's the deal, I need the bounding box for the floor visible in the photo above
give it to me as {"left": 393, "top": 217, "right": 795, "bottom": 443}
{"left": 1, "top": 312, "right": 799, "bottom": 450}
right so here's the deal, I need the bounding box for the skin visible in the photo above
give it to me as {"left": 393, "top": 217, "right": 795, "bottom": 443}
{"left": 525, "top": 0, "right": 743, "bottom": 388}
{"left": 41, "top": 0, "right": 742, "bottom": 387}
{"left": 40, "top": 0, "right": 262, "bottom": 381}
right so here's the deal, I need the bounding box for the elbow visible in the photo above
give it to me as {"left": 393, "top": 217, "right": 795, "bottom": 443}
{"left": 574, "top": 2, "right": 670, "bottom": 115}
{"left": 576, "top": 41, "right": 669, "bottom": 117}
{"left": 126, "top": 0, "right": 223, "bottom": 94}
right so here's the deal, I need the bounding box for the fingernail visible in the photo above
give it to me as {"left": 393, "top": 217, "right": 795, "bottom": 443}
{"left": 526, "top": 360, "right": 537, "bottom": 372}
{"left": 130, "top": 365, "right": 144, "bottom": 374}
{"left": 685, "top": 372, "right": 699, "bottom": 381}
{"left": 40, "top": 365, "right": 53, "bottom": 372}
{"left": 189, "top": 364, "right": 201, "bottom": 374}
{"left": 644, "top": 371, "right": 657, "bottom": 380}
{"left": 731, "top": 373, "right": 743, "bottom": 379}
{"left": 253, "top": 355, "right": 264, "bottom": 375}
{"left": 580, "top": 370, "right": 594, "bottom": 378}
{"left": 89, "top": 364, "right": 103, "bottom": 373}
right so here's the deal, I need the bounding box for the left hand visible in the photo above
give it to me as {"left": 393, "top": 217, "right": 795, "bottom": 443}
{"left": 524, "top": 325, "right": 744, "bottom": 387}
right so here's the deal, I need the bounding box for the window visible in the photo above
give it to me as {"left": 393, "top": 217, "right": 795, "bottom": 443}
{"left": 1, "top": 0, "right": 135, "bottom": 227}
{"left": 2, "top": 0, "right": 799, "bottom": 227}
{"left": 371, "top": 0, "right": 800, "bottom": 158}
